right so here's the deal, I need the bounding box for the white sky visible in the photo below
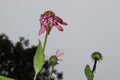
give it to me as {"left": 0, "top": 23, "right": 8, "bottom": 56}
{"left": 0, "top": 0, "right": 120, "bottom": 80}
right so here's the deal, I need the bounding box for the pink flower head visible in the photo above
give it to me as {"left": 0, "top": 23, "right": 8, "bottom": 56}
{"left": 39, "top": 10, "right": 67, "bottom": 35}
{"left": 45, "top": 49, "right": 64, "bottom": 65}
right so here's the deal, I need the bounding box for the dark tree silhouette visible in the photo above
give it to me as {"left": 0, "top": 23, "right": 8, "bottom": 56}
{"left": 0, "top": 33, "right": 63, "bottom": 80}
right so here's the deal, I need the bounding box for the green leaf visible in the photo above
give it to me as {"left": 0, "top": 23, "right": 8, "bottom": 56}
{"left": 33, "top": 40, "right": 44, "bottom": 75}
{"left": 84, "top": 65, "right": 94, "bottom": 80}
{"left": 0, "top": 75, "right": 14, "bottom": 80}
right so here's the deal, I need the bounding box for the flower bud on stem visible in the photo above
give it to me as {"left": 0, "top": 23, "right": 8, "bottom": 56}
{"left": 49, "top": 55, "right": 58, "bottom": 80}
{"left": 91, "top": 52, "right": 103, "bottom": 73}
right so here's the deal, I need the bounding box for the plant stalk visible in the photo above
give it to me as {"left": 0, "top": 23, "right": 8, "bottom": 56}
{"left": 49, "top": 65, "right": 54, "bottom": 80}
{"left": 43, "top": 28, "right": 49, "bottom": 53}
{"left": 33, "top": 74, "right": 37, "bottom": 80}
{"left": 92, "top": 59, "right": 97, "bottom": 73}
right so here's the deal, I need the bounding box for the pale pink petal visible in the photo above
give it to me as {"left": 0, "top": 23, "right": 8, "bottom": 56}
{"left": 56, "top": 53, "right": 64, "bottom": 57}
{"left": 55, "top": 49, "right": 60, "bottom": 55}
{"left": 55, "top": 49, "right": 64, "bottom": 57}
{"left": 45, "top": 55, "right": 50, "bottom": 61}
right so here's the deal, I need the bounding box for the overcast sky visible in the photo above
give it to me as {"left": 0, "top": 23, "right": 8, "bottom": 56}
{"left": 0, "top": 0, "right": 120, "bottom": 80}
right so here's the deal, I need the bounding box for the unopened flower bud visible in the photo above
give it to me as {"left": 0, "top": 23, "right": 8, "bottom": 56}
{"left": 50, "top": 55, "right": 58, "bottom": 65}
{"left": 91, "top": 52, "right": 103, "bottom": 61}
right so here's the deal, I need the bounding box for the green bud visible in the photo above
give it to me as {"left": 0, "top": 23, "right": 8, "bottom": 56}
{"left": 91, "top": 52, "right": 103, "bottom": 61}
{"left": 50, "top": 55, "right": 58, "bottom": 65}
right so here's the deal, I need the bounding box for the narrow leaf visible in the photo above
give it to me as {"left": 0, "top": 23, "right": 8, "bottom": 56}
{"left": 84, "top": 65, "right": 94, "bottom": 80}
{"left": 0, "top": 75, "right": 14, "bottom": 80}
{"left": 33, "top": 40, "right": 44, "bottom": 75}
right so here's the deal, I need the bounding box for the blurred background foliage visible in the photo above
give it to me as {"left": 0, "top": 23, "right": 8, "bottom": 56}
{"left": 0, "top": 33, "right": 63, "bottom": 80}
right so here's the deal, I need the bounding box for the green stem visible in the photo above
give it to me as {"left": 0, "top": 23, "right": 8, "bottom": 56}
{"left": 49, "top": 65, "right": 54, "bottom": 80}
{"left": 43, "top": 28, "right": 49, "bottom": 53}
{"left": 92, "top": 59, "right": 97, "bottom": 73}
{"left": 33, "top": 74, "right": 37, "bottom": 80}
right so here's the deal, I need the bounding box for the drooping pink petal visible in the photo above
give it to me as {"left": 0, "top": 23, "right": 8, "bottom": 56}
{"left": 54, "top": 22, "right": 63, "bottom": 31}
{"left": 38, "top": 25, "right": 46, "bottom": 35}
{"left": 61, "top": 22, "right": 68, "bottom": 25}
{"left": 39, "top": 11, "right": 67, "bottom": 35}
{"left": 55, "top": 16, "right": 67, "bottom": 25}
{"left": 39, "top": 15, "right": 47, "bottom": 35}
{"left": 55, "top": 16, "right": 64, "bottom": 24}
{"left": 43, "top": 20, "right": 47, "bottom": 27}
{"left": 48, "top": 17, "right": 54, "bottom": 27}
